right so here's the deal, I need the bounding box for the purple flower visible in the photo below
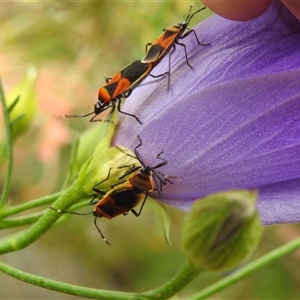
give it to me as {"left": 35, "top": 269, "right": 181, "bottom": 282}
{"left": 113, "top": 1, "right": 300, "bottom": 225}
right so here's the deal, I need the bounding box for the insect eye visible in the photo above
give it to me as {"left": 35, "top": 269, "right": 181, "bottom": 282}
{"left": 94, "top": 102, "right": 102, "bottom": 114}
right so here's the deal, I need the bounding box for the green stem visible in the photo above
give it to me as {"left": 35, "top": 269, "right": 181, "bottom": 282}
{"left": 190, "top": 236, "right": 300, "bottom": 299}
{"left": 0, "top": 198, "right": 89, "bottom": 230}
{"left": 0, "top": 192, "right": 62, "bottom": 218}
{"left": 0, "top": 261, "right": 136, "bottom": 300}
{"left": 0, "top": 213, "right": 43, "bottom": 229}
{"left": 0, "top": 259, "right": 201, "bottom": 300}
{"left": 0, "top": 79, "right": 14, "bottom": 208}
{"left": 0, "top": 182, "right": 85, "bottom": 255}
{"left": 138, "top": 261, "right": 201, "bottom": 299}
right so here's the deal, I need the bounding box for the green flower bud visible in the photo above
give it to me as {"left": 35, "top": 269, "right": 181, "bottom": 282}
{"left": 74, "top": 123, "right": 111, "bottom": 173}
{"left": 181, "top": 190, "right": 263, "bottom": 272}
{"left": 6, "top": 66, "right": 38, "bottom": 136}
{"left": 75, "top": 114, "right": 138, "bottom": 196}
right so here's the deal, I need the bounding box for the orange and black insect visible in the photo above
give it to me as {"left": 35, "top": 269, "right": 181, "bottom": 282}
{"left": 50, "top": 136, "right": 172, "bottom": 245}
{"left": 94, "top": 5, "right": 208, "bottom": 120}
{"left": 89, "top": 169, "right": 147, "bottom": 245}
{"left": 62, "top": 60, "right": 150, "bottom": 124}
{"left": 63, "top": 59, "right": 166, "bottom": 124}
{"left": 142, "top": 5, "right": 208, "bottom": 69}
{"left": 50, "top": 169, "right": 144, "bottom": 246}
{"left": 89, "top": 136, "right": 173, "bottom": 244}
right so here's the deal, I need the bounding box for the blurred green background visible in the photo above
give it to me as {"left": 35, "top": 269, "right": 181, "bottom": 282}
{"left": 0, "top": 1, "right": 300, "bottom": 299}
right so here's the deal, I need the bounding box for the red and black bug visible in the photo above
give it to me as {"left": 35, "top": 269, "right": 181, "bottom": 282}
{"left": 62, "top": 60, "right": 152, "bottom": 124}
{"left": 63, "top": 59, "right": 167, "bottom": 124}
{"left": 89, "top": 136, "right": 173, "bottom": 244}
{"left": 89, "top": 170, "right": 147, "bottom": 245}
{"left": 50, "top": 172, "right": 145, "bottom": 246}
{"left": 93, "top": 5, "right": 208, "bottom": 122}
{"left": 50, "top": 136, "right": 173, "bottom": 245}
{"left": 142, "top": 5, "right": 208, "bottom": 69}
{"left": 61, "top": 6, "right": 207, "bottom": 124}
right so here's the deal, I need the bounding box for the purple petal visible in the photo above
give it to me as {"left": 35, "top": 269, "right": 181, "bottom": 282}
{"left": 258, "top": 179, "right": 300, "bottom": 225}
{"left": 113, "top": 1, "right": 300, "bottom": 225}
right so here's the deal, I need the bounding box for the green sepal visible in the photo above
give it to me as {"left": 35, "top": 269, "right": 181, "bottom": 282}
{"left": 148, "top": 196, "right": 171, "bottom": 244}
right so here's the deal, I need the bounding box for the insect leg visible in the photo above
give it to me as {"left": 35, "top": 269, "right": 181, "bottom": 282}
{"left": 92, "top": 168, "right": 112, "bottom": 200}
{"left": 116, "top": 99, "right": 143, "bottom": 124}
{"left": 131, "top": 192, "right": 148, "bottom": 217}
{"left": 181, "top": 28, "right": 210, "bottom": 47}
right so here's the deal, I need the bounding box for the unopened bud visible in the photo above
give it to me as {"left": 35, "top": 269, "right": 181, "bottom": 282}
{"left": 77, "top": 121, "right": 137, "bottom": 195}
{"left": 181, "top": 190, "right": 263, "bottom": 272}
{"left": 6, "top": 66, "right": 38, "bottom": 136}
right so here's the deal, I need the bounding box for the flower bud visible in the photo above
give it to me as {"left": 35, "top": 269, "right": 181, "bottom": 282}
{"left": 74, "top": 124, "right": 110, "bottom": 172}
{"left": 6, "top": 66, "right": 38, "bottom": 136}
{"left": 181, "top": 190, "right": 263, "bottom": 272}
{"left": 76, "top": 119, "right": 138, "bottom": 195}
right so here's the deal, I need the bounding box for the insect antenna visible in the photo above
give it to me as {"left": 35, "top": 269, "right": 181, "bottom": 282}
{"left": 57, "top": 111, "right": 95, "bottom": 120}
{"left": 49, "top": 206, "right": 94, "bottom": 216}
{"left": 94, "top": 216, "right": 110, "bottom": 246}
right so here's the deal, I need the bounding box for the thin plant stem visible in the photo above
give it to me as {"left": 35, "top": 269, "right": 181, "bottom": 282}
{"left": 0, "top": 79, "right": 14, "bottom": 208}
{"left": 138, "top": 261, "right": 201, "bottom": 299}
{"left": 0, "top": 192, "right": 62, "bottom": 218}
{"left": 190, "top": 237, "right": 300, "bottom": 299}
{"left": 0, "top": 259, "right": 201, "bottom": 299}
{"left": 0, "top": 260, "right": 136, "bottom": 300}
{"left": 0, "top": 213, "right": 43, "bottom": 229}
{"left": 0, "top": 182, "right": 85, "bottom": 255}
